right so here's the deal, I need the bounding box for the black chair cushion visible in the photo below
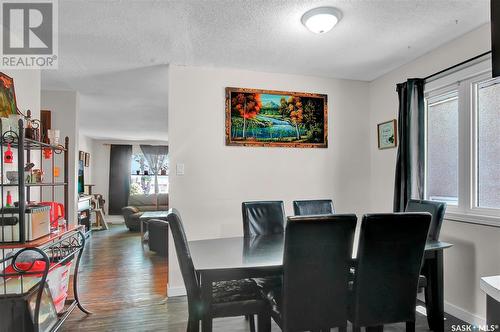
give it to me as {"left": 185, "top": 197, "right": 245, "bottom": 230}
{"left": 212, "top": 279, "right": 261, "bottom": 304}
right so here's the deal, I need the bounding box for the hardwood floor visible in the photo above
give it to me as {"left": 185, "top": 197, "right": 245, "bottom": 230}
{"left": 63, "top": 224, "right": 464, "bottom": 332}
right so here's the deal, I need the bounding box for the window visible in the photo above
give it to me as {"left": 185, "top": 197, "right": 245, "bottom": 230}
{"left": 426, "top": 91, "right": 459, "bottom": 205}
{"left": 130, "top": 152, "right": 169, "bottom": 195}
{"left": 425, "top": 63, "right": 500, "bottom": 224}
{"left": 476, "top": 79, "right": 500, "bottom": 209}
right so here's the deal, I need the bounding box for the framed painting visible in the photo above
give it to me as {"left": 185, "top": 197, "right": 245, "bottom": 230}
{"left": 0, "top": 72, "right": 18, "bottom": 117}
{"left": 377, "top": 119, "right": 397, "bottom": 149}
{"left": 225, "top": 87, "right": 327, "bottom": 148}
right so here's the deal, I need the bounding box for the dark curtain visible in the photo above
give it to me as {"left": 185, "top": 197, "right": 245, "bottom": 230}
{"left": 393, "top": 79, "right": 425, "bottom": 212}
{"left": 109, "top": 145, "right": 132, "bottom": 215}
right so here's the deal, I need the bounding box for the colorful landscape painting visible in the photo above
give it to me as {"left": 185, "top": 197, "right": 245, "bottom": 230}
{"left": 225, "top": 87, "right": 327, "bottom": 148}
{"left": 0, "top": 73, "right": 17, "bottom": 118}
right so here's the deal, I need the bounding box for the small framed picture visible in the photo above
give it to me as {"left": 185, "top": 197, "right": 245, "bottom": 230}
{"left": 79, "top": 151, "right": 85, "bottom": 161}
{"left": 84, "top": 153, "right": 90, "bottom": 167}
{"left": 377, "top": 119, "right": 397, "bottom": 149}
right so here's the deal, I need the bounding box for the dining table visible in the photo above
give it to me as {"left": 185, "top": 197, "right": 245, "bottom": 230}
{"left": 189, "top": 234, "right": 453, "bottom": 332}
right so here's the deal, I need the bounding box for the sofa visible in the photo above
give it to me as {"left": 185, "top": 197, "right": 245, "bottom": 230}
{"left": 122, "top": 194, "right": 168, "bottom": 231}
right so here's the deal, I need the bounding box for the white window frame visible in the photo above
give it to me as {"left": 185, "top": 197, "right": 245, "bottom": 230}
{"left": 424, "top": 59, "right": 500, "bottom": 227}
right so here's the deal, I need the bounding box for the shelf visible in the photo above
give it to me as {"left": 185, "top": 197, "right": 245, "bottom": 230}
{"left": 0, "top": 225, "right": 83, "bottom": 249}
{"left": 1, "top": 136, "right": 66, "bottom": 151}
{"left": 0, "top": 182, "right": 67, "bottom": 187}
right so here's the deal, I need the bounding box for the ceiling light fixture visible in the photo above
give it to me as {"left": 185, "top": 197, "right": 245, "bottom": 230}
{"left": 301, "top": 7, "right": 342, "bottom": 34}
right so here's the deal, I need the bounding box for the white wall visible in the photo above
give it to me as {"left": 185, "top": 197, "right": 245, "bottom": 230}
{"left": 91, "top": 139, "right": 168, "bottom": 214}
{"left": 167, "top": 65, "right": 371, "bottom": 294}
{"left": 368, "top": 24, "right": 500, "bottom": 323}
{"left": 41, "top": 90, "right": 79, "bottom": 223}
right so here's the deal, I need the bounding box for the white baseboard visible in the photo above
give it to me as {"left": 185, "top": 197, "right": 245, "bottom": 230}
{"left": 168, "top": 286, "right": 187, "bottom": 297}
{"left": 417, "top": 291, "right": 486, "bottom": 326}
{"left": 444, "top": 301, "right": 486, "bottom": 325}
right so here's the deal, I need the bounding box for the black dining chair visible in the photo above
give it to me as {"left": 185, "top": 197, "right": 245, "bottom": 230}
{"left": 405, "top": 199, "right": 447, "bottom": 330}
{"left": 242, "top": 201, "right": 286, "bottom": 237}
{"left": 258, "top": 214, "right": 357, "bottom": 332}
{"left": 405, "top": 199, "right": 446, "bottom": 241}
{"left": 349, "top": 213, "right": 431, "bottom": 332}
{"left": 293, "top": 199, "right": 335, "bottom": 216}
{"left": 165, "top": 210, "right": 270, "bottom": 332}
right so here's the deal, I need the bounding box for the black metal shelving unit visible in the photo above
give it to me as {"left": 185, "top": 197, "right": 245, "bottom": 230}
{"left": 0, "top": 118, "right": 90, "bottom": 332}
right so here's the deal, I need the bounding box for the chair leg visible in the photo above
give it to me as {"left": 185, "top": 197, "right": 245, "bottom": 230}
{"left": 257, "top": 312, "right": 271, "bottom": 332}
{"left": 187, "top": 314, "right": 199, "bottom": 332}
{"left": 406, "top": 321, "right": 415, "bottom": 332}
{"left": 248, "top": 314, "right": 256, "bottom": 332}
{"left": 201, "top": 317, "right": 212, "bottom": 332}
{"left": 424, "top": 283, "right": 435, "bottom": 331}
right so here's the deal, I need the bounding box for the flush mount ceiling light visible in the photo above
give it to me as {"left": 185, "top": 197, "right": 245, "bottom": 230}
{"left": 301, "top": 7, "right": 342, "bottom": 34}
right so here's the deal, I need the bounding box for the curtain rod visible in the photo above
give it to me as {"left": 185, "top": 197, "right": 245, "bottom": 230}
{"left": 424, "top": 50, "right": 492, "bottom": 81}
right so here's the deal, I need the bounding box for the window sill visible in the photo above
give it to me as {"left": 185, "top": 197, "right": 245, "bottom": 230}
{"left": 445, "top": 211, "right": 500, "bottom": 228}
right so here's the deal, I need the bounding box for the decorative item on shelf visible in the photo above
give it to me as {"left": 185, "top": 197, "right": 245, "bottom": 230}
{"left": 47, "top": 129, "right": 59, "bottom": 145}
{"left": 225, "top": 87, "right": 328, "bottom": 148}
{"left": 144, "top": 170, "right": 149, "bottom": 176}
{"left": 160, "top": 167, "right": 167, "bottom": 176}
{"left": 43, "top": 147, "right": 52, "bottom": 159}
{"left": 1, "top": 114, "right": 22, "bottom": 134}
{"left": 4, "top": 142, "right": 13, "bottom": 163}
{"left": 377, "top": 119, "right": 398, "bottom": 149}
{"left": 53, "top": 166, "right": 60, "bottom": 177}
{"left": 23, "top": 110, "right": 41, "bottom": 141}
{"left": 136, "top": 170, "right": 140, "bottom": 175}
{"left": 0, "top": 72, "right": 18, "bottom": 118}
{"left": 31, "top": 169, "right": 44, "bottom": 183}
{"left": 6, "top": 191, "right": 12, "bottom": 207}
{"left": 6, "top": 171, "right": 20, "bottom": 184}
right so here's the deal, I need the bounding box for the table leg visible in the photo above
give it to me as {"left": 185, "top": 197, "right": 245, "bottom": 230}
{"left": 200, "top": 273, "right": 213, "bottom": 332}
{"left": 425, "top": 250, "right": 444, "bottom": 332}
{"left": 140, "top": 219, "right": 144, "bottom": 243}
{"left": 487, "top": 295, "right": 500, "bottom": 326}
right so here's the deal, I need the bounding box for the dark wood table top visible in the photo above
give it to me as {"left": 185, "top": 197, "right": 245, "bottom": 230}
{"left": 189, "top": 234, "right": 453, "bottom": 272}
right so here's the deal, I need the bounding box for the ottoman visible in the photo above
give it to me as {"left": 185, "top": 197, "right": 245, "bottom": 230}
{"left": 148, "top": 219, "right": 169, "bottom": 258}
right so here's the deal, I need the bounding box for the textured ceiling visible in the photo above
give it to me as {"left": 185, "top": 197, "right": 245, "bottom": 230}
{"left": 42, "top": 0, "right": 490, "bottom": 140}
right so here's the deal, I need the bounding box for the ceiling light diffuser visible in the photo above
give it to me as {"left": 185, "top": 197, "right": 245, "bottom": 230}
{"left": 301, "top": 7, "right": 342, "bottom": 34}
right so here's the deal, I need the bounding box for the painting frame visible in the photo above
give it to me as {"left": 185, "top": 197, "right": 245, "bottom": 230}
{"left": 225, "top": 87, "right": 328, "bottom": 148}
{"left": 377, "top": 119, "right": 398, "bottom": 149}
{"left": 84, "top": 152, "right": 90, "bottom": 167}
{"left": 0, "top": 72, "right": 18, "bottom": 117}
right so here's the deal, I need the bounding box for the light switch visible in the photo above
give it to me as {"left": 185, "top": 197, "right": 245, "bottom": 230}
{"left": 176, "top": 163, "right": 185, "bottom": 175}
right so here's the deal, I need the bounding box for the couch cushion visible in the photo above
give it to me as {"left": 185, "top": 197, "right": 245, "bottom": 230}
{"left": 128, "top": 194, "right": 168, "bottom": 207}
